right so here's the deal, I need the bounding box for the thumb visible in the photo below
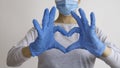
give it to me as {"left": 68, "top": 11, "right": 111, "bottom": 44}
{"left": 66, "top": 41, "right": 81, "bottom": 52}
{"left": 54, "top": 41, "right": 66, "bottom": 53}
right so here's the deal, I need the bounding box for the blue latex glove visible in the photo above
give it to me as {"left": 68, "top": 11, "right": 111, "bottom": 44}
{"left": 67, "top": 8, "right": 106, "bottom": 57}
{"left": 29, "top": 7, "right": 67, "bottom": 57}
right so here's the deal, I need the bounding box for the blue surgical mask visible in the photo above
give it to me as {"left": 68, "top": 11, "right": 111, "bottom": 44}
{"left": 56, "top": 0, "right": 78, "bottom": 16}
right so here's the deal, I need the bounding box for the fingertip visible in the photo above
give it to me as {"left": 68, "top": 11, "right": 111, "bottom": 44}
{"left": 79, "top": 8, "right": 86, "bottom": 17}
{"left": 51, "top": 6, "right": 56, "bottom": 13}
{"left": 45, "top": 8, "right": 49, "bottom": 11}
{"left": 33, "top": 19, "right": 36, "bottom": 21}
{"left": 33, "top": 19, "right": 37, "bottom": 23}
{"left": 52, "top": 6, "right": 55, "bottom": 8}
{"left": 48, "top": 7, "right": 56, "bottom": 26}
{"left": 32, "top": 19, "right": 38, "bottom": 25}
{"left": 79, "top": 8, "right": 86, "bottom": 15}
{"left": 43, "top": 8, "right": 49, "bottom": 17}
{"left": 43, "top": 8, "right": 49, "bottom": 20}
{"left": 52, "top": 6, "right": 56, "bottom": 11}
{"left": 62, "top": 49, "right": 67, "bottom": 53}
{"left": 90, "top": 12, "right": 95, "bottom": 18}
{"left": 91, "top": 12, "right": 94, "bottom": 15}
{"left": 44, "top": 8, "right": 49, "bottom": 15}
{"left": 54, "top": 42, "right": 66, "bottom": 53}
{"left": 78, "top": 8, "right": 83, "bottom": 13}
{"left": 59, "top": 47, "right": 66, "bottom": 53}
{"left": 90, "top": 12, "right": 95, "bottom": 25}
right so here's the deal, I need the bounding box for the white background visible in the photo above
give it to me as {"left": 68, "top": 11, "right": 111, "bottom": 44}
{"left": 0, "top": 0, "right": 120, "bottom": 68}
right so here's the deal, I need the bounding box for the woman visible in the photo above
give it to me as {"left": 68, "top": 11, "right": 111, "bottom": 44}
{"left": 7, "top": 0, "right": 120, "bottom": 68}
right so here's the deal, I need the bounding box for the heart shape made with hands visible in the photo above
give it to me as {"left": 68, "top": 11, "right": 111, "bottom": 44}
{"left": 32, "top": 19, "right": 79, "bottom": 55}
{"left": 54, "top": 27, "right": 79, "bottom": 51}
{"left": 54, "top": 26, "right": 80, "bottom": 53}
{"left": 31, "top": 7, "right": 105, "bottom": 57}
{"left": 30, "top": 7, "right": 79, "bottom": 56}
{"left": 30, "top": 7, "right": 82, "bottom": 57}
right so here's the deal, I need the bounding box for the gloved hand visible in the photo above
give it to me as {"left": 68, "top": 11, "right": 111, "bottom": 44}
{"left": 67, "top": 8, "right": 106, "bottom": 57}
{"left": 29, "top": 7, "right": 67, "bottom": 57}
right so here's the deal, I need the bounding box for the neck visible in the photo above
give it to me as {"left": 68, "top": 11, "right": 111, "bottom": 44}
{"left": 55, "top": 13, "right": 77, "bottom": 24}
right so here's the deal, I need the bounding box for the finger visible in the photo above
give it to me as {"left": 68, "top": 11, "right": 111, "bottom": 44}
{"left": 66, "top": 41, "right": 81, "bottom": 52}
{"left": 71, "top": 11, "right": 84, "bottom": 33}
{"left": 33, "top": 19, "right": 42, "bottom": 36}
{"left": 48, "top": 6, "right": 56, "bottom": 27}
{"left": 79, "top": 8, "right": 89, "bottom": 26}
{"left": 42, "top": 8, "right": 49, "bottom": 30}
{"left": 54, "top": 26, "right": 67, "bottom": 36}
{"left": 71, "top": 11, "right": 83, "bottom": 28}
{"left": 68, "top": 27, "right": 81, "bottom": 37}
{"left": 54, "top": 41, "right": 66, "bottom": 53}
{"left": 90, "top": 12, "right": 96, "bottom": 30}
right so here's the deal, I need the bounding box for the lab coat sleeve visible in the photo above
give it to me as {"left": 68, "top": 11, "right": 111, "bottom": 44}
{"left": 96, "top": 28, "right": 120, "bottom": 68}
{"left": 7, "top": 27, "right": 37, "bottom": 67}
